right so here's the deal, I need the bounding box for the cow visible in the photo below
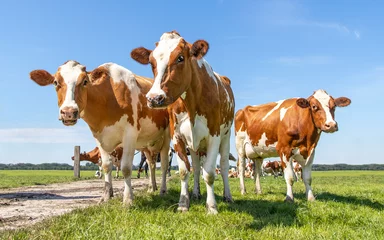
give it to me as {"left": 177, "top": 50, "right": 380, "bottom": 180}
{"left": 262, "top": 160, "right": 283, "bottom": 178}
{"left": 131, "top": 30, "right": 235, "bottom": 214}
{"left": 293, "top": 160, "right": 302, "bottom": 181}
{"left": 72, "top": 146, "right": 123, "bottom": 179}
{"left": 235, "top": 89, "right": 351, "bottom": 202}
{"left": 29, "top": 61, "right": 171, "bottom": 206}
{"left": 137, "top": 148, "right": 174, "bottom": 178}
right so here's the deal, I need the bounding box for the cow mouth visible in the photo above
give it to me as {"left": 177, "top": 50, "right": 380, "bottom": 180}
{"left": 62, "top": 119, "right": 78, "bottom": 126}
{"left": 147, "top": 101, "right": 169, "bottom": 109}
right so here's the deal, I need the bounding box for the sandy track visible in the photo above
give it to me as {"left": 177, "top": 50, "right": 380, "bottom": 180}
{"left": 0, "top": 178, "right": 154, "bottom": 231}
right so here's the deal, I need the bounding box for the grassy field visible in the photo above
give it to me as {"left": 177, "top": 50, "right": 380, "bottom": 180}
{"left": 0, "top": 170, "right": 98, "bottom": 189}
{"left": 1, "top": 170, "right": 383, "bottom": 239}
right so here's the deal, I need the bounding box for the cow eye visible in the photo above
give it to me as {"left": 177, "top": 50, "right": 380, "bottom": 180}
{"left": 312, "top": 105, "right": 318, "bottom": 111}
{"left": 83, "top": 79, "right": 88, "bottom": 86}
{"left": 177, "top": 55, "right": 184, "bottom": 63}
{"left": 53, "top": 80, "right": 59, "bottom": 87}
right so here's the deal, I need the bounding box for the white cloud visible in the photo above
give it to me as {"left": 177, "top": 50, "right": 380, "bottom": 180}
{"left": 0, "top": 128, "right": 94, "bottom": 144}
{"left": 354, "top": 30, "right": 361, "bottom": 39}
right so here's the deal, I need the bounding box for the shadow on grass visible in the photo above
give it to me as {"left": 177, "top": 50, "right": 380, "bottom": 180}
{"left": 131, "top": 186, "right": 299, "bottom": 230}
{"left": 316, "top": 191, "right": 384, "bottom": 210}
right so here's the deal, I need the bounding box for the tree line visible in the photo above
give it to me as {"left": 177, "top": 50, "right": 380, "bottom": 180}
{"left": 0, "top": 163, "right": 383, "bottom": 171}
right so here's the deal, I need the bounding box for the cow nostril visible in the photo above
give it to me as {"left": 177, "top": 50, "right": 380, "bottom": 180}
{"left": 73, "top": 111, "right": 79, "bottom": 118}
{"left": 155, "top": 95, "right": 165, "bottom": 104}
{"left": 325, "top": 124, "right": 330, "bottom": 128}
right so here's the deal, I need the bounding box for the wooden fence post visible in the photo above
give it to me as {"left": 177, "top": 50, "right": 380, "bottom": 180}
{"left": 74, "top": 146, "right": 80, "bottom": 178}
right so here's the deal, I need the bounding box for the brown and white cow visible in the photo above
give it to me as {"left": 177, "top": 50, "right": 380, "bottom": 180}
{"left": 262, "top": 160, "right": 283, "bottom": 178}
{"left": 131, "top": 31, "right": 235, "bottom": 214}
{"left": 29, "top": 61, "right": 171, "bottom": 206}
{"left": 235, "top": 89, "right": 351, "bottom": 201}
{"left": 293, "top": 160, "right": 302, "bottom": 181}
{"left": 71, "top": 146, "right": 123, "bottom": 178}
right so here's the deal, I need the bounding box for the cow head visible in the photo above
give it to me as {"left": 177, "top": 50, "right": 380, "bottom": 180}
{"left": 29, "top": 61, "right": 90, "bottom": 126}
{"left": 296, "top": 89, "right": 351, "bottom": 133}
{"left": 131, "top": 30, "right": 209, "bottom": 108}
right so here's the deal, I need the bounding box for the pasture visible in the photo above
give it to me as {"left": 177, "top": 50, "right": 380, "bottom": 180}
{"left": 1, "top": 170, "right": 383, "bottom": 239}
{"left": 0, "top": 170, "right": 99, "bottom": 189}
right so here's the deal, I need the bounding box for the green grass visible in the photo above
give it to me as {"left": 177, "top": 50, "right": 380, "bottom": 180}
{"left": 2, "top": 171, "right": 384, "bottom": 239}
{"left": 0, "top": 170, "right": 97, "bottom": 189}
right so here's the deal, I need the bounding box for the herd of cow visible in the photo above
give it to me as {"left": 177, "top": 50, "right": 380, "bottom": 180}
{"left": 29, "top": 30, "right": 351, "bottom": 214}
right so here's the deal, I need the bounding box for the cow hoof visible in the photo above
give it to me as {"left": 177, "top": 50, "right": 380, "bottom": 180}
{"left": 160, "top": 189, "right": 167, "bottom": 196}
{"left": 177, "top": 206, "right": 189, "bottom": 213}
{"left": 192, "top": 193, "right": 202, "bottom": 200}
{"left": 223, "top": 195, "right": 234, "bottom": 203}
{"left": 123, "top": 199, "right": 133, "bottom": 207}
{"left": 241, "top": 190, "right": 247, "bottom": 195}
{"left": 255, "top": 190, "right": 262, "bottom": 195}
{"left": 284, "top": 196, "right": 294, "bottom": 203}
{"left": 206, "top": 205, "right": 218, "bottom": 215}
{"left": 308, "top": 195, "right": 316, "bottom": 202}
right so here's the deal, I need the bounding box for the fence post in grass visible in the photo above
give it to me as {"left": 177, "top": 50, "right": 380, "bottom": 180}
{"left": 74, "top": 146, "right": 80, "bottom": 178}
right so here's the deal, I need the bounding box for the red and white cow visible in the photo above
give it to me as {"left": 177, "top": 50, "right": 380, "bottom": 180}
{"left": 262, "top": 160, "right": 283, "bottom": 178}
{"left": 293, "top": 160, "right": 302, "bottom": 181}
{"left": 29, "top": 61, "right": 171, "bottom": 206}
{"left": 235, "top": 89, "right": 351, "bottom": 201}
{"left": 72, "top": 147, "right": 123, "bottom": 178}
{"left": 131, "top": 31, "right": 235, "bottom": 214}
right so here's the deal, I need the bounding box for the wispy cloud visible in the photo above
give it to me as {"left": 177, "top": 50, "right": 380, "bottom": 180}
{"left": 275, "top": 56, "right": 332, "bottom": 65}
{"left": 0, "top": 128, "right": 94, "bottom": 144}
{"left": 280, "top": 20, "right": 361, "bottom": 39}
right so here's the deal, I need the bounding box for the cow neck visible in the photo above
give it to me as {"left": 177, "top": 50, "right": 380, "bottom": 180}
{"left": 81, "top": 75, "right": 112, "bottom": 133}
{"left": 302, "top": 107, "right": 322, "bottom": 149}
{"left": 179, "top": 60, "right": 207, "bottom": 125}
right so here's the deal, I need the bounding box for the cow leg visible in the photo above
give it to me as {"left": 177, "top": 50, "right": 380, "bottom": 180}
{"left": 203, "top": 136, "right": 221, "bottom": 214}
{"left": 302, "top": 150, "right": 316, "bottom": 201}
{"left": 167, "top": 153, "right": 172, "bottom": 177}
{"left": 98, "top": 164, "right": 103, "bottom": 179}
{"left": 159, "top": 131, "right": 170, "bottom": 195}
{"left": 115, "top": 166, "right": 119, "bottom": 179}
{"left": 98, "top": 145, "right": 113, "bottom": 202}
{"left": 281, "top": 153, "right": 295, "bottom": 202}
{"left": 190, "top": 150, "right": 201, "bottom": 199}
{"left": 176, "top": 150, "right": 190, "bottom": 212}
{"left": 219, "top": 133, "right": 233, "bottom": 203}
{"left": 121, "top": 133, "right": 137, "bottom": 207}
{"left": 144, "top": 152, "right": 157, "bottom": 193}
{"left": 254, "top": 158, "right": 263, "bottom": 194}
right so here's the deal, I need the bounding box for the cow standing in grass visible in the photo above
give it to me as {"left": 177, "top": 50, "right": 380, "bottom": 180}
{"left": 29, "top": 61, "right": 170, "bottom": 206}
{"left": 131, "top": 31, "right": 234, "bottom": 214}
{"left": 235, "top": 90, "right": 351, "bottom": 201}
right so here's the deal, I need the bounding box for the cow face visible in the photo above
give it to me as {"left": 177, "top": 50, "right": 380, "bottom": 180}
{"left": 296, "top": 89, "right": 351, "bottom": 133}
{"left": 131, "top": 31, "right": 209, "bottom": 108}
{"left": 29, "top": 61, "right": 90, "bottom": 126}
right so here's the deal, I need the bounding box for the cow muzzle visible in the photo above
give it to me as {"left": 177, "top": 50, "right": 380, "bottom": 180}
{"left": 146, "top": 94, "right": 166, "bottom": 108}
{"left": 59, "top": 107, "right": 79, "bottom": 126}
{"left": 323, "top": 122, "right": 338, "bottom": 133}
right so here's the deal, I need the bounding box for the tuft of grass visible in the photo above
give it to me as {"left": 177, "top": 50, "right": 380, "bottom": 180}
{"left": 1, "top": 171, "right": 383, "bottom": 239}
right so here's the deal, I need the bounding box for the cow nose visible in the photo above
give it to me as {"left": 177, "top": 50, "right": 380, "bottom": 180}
{"left": 324, "top": 122, "right": 338, "bottom": 132}
{"left": 60, "top": 107, "right": 79, "bottom": 120}
{"left": 147, "top": 94, "right": 165, "bottom": 105}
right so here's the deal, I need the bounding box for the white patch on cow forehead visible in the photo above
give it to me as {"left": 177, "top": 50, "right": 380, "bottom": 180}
{"left": 313, "top": 89, "right": 335, "bottom": 124}
{"left": 147, "top": 35, "right": 182, "bottom": 97}
{"left": 59, "top": 61, "right": 84, "bottom": 111}
{"left": 60, "top": 61, "right": 85, "bottom": 84}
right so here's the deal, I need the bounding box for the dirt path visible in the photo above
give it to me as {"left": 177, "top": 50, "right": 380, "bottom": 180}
{"left": 0, "top": 178, "right": 155, "bottom": 231}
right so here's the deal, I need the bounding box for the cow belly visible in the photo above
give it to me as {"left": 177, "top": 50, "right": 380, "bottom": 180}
{"left": 245, "top": 143, "right": 279, "bottom": 159}
{"left": 94, "top": 115, "right": 130, "bottom": 152}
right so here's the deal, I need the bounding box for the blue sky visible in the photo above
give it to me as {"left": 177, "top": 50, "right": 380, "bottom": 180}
{"left": 0, "top": 0, "right": 382, "bottom": 166}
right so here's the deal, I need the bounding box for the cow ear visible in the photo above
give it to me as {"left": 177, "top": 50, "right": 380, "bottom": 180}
{"left": 89, "top": 67, "right": 108, "bottom": 84}
{"left": 296, "top": 98, "right": 310, "bottom": 108}
{"left": 29, "top": 70, "right": 54, "bottom": 86}
{"left": 335, "top": 97, "right": 351, "bottom": 107}
{"left": 131, "top": 47, "right": 152, "bottom": 65}
{"left": 191, "top": 40, "right": 209, "bottom": 59}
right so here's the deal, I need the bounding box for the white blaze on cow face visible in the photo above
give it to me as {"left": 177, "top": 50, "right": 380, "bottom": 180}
{"left": 146, "top": 33, "right": 182, "bottom": 101}
{"left": 58, "top": 61, "right": 86, "bottom": 115}
{"left": 313, "top": 89, "right": 337, "bottom": 132}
